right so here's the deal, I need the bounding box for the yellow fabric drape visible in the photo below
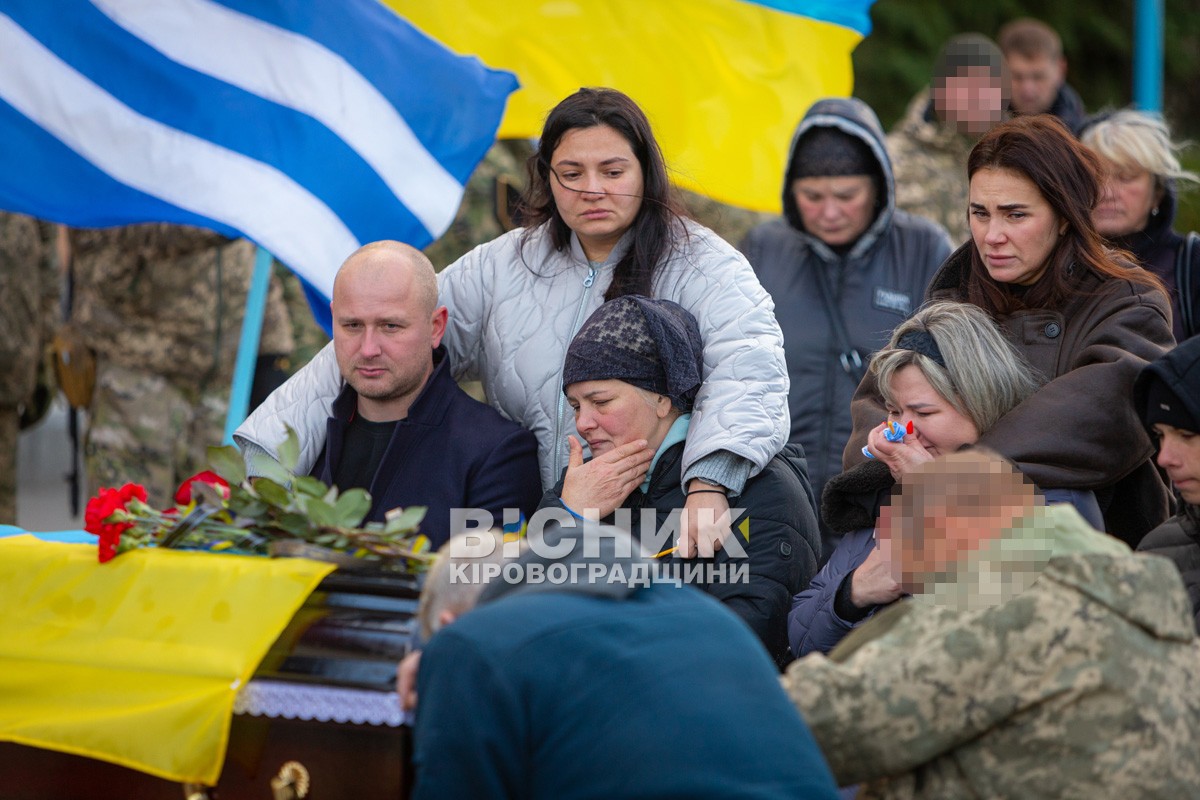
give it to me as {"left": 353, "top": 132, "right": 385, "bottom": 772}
{"left": 0, "top": 535, "right": 335, "bottom": 784}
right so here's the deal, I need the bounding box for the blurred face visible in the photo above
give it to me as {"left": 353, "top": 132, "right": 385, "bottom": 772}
{"left": 969, "top": 167, "right": 1065, "bottom": 286}
{"left": 1154, "top": 423, "right": 1200, "bottom": 504}
{"left": 1007, "top": 52, "right": 1066, "bottom": 115}
{"left": 1093, "top": 157, "right": 1161, "bottom": 238}
{"left": 932, "top": 67, "right": 1006, "bottom": 136}
{"left": 549, "top": 124, "right": 644, "bottom": 263}
{"left": 332, "top": 255, "right": 446, "bottom": 422}
{"left": 884, "top": 501, "right": 1009, "bottom": 594}
{"left": 791, "top": 175, "right": 877, "bottom": 247}
{"left": 885, "top": 365, "right": 980, "bottom": 457}
{"left": 567, "top": 379, "right": 674, "bottom": 457}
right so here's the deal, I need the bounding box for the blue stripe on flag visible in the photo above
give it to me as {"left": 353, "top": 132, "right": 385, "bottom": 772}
{"left": 739, "top": 0, "right": 874, "bottom": 36}
{"left": 7, "top": 0, "right": 430, "bottom": 250}
{"left": 0, "top": 0, "right": 517, "bottom": 311}
{"left": 217, "top": 0, "right": 516, "bottom": 183}
{"left": 0, "top": 95, "right": 241, "bottom": 236}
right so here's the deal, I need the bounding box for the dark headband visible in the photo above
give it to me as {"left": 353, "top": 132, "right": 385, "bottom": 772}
{"left": 896, "top": 330, "right": 947, "bottom": 369}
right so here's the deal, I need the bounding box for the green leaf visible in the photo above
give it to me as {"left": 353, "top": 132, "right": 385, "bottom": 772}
{"left": 333, "top": 489, "right": 371, "bottom": 528}
{"left": 292, "top": 476, "right": 329, "bottom": 498}
{"left": 304, "top": 498, "right": 338, "bottom": 527}
{"left": 249, "top": 453, "right": 293, "bottom": 486}
{"left": 207, "top": 445, "right": 246, "bottom": 486}
{"left": 250, "top": 477, "right": 291, "bottom": 508}
{"left": 228, "top": 497, "right": 268, "bottom": 518}
{"left": 277, "top": 426, "right": 301, "bottom": 474}
{"left": 275, "top": 513, "right": 310, "bottom": 537}
{"left": 384, "top": 505, "right": 427, "bottom": 533}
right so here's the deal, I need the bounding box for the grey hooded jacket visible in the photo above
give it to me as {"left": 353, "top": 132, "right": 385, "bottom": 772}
{"left": 739, "top": 97, "right": 951, "bottom": 545}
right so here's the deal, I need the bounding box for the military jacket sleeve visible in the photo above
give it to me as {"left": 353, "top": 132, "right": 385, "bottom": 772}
{"left": 783, "top": 598, "right": 1047, "bottom": 786}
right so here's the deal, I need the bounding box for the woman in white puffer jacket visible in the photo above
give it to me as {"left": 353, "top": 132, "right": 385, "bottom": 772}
{"left": 237, "top": 87, "right": 790, "bottom": 558}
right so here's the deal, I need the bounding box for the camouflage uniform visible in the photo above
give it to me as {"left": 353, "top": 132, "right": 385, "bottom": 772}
{"left": 885, "top": 90, "right": 976, "bottom": 247}
{"left": 0, "top": 213, "right": 58, "bottom": 524}
{"left": 782, "top": 504, "right": 1200, "bottom": 799}
{"left": 71, "top": 224, "right": 293, "bottom": 506}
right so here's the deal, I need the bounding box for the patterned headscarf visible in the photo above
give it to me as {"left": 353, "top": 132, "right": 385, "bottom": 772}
{"left": 562, "top": 296, "right": 704, "bottom": 412}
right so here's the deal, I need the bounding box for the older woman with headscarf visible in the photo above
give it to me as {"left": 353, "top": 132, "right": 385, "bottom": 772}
{"left": 537, "top": 296, "right": 821, "bottom": 667}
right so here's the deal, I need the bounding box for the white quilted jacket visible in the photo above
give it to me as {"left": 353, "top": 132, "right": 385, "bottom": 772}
{"left": 235, "top": 220, "right": 790, "bottom": 489}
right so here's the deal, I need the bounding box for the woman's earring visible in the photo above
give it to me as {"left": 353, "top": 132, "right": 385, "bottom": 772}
{"left": 1152, "top": 207, "right": 1160, "bottom": 217}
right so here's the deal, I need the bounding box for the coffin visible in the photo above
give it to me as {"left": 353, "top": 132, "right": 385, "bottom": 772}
{"left": 0, "top": 570, "right": 420, "bottom": 800}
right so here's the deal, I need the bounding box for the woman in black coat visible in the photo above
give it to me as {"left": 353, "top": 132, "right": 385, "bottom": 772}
{"left": 537, "top": 296, "right": 821, "bottom": 667}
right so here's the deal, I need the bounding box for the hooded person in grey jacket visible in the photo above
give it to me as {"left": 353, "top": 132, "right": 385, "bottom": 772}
{"left": 739, "top": 97, "right": 952, "bottom": 556}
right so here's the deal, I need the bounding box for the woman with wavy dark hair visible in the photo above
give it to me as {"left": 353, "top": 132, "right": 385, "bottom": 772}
{"left": 844, "top": 115, "right": 1175, "bottom": 545}
{"left": 238, "top": 87, "right": 790, "bottom": 558}
{"left": 518, "top": 88, "right": 686, "bottom": 300}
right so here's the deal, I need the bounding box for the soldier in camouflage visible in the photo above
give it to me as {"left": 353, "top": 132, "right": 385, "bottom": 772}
{"left": 886, "top": 34, "right": 1010, "bottom": 247}
{"left": 69, "top": 224, "right": 293, "bottom": 507}
{"left": 783, "top": 451, "right": 1200, "bottom": 799}
{"left": 0, "top": 212, "right": 59, "bottom": 524}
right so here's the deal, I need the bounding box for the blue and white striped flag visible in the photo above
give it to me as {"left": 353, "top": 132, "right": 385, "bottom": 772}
{"left": 0, "top": 0, "right": 517, "bottom": 311}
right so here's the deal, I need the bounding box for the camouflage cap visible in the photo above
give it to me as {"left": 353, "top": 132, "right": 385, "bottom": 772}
{"left": 933, "top": 33, "right": 1006, "bottom": 84}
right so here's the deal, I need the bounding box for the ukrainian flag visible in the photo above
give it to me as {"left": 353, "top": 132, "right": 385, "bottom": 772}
{"left": 386, "top": 0, "right": 876, "bottom": 212}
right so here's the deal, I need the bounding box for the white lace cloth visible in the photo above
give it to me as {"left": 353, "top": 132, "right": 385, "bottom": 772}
{"left": 234, "top": 679, "right": 409, "bottom": 727}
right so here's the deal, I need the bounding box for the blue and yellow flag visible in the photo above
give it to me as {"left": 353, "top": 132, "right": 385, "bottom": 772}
{"left": 386, "top": 0, "right": 876, "bottom": 212}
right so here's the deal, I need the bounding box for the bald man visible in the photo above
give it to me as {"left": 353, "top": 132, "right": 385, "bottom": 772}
{"left": 306, "top": 241, "right": 541, "bottom": 546}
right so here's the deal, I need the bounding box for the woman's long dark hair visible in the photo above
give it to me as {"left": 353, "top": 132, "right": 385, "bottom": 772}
{"left": 518, "top": 87, "right": 687, "bottom": 300}
{"left": 964, "top": 115, "right": 1163, "bottom": 315}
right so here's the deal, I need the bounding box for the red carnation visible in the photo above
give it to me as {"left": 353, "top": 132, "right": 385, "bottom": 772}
{"left": 85, "top": 483, "right": 149, "bottom": 563}
{"left": 174, "top": 471, "right": 231, "bottom": 507}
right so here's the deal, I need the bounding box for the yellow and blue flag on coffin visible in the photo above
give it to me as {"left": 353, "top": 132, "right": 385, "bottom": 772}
{"left": 386, "top": 0, "right": 876, "bottom": 213}
{"left": 0, "top": 0, "right": 517, "bottom": 323}
{"left": 0, "top": 535, "right": 334, "bottom": 784}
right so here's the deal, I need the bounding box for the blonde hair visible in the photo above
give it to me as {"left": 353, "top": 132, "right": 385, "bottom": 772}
{"left": 872, "top": 301, "right": 1041, "bottom": 433}
{"left": 417, "top": 529, "right": 524, "bottom": 640}
{"left": 1081, "top": 110, "right": 1199, "bottom": 191}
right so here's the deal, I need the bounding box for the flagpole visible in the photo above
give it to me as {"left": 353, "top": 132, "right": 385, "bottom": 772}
{"left": 1133, "top": 0, "right": 1163, "bottom": 112}
{"left": 224, "top": 246, "right": 273, "bottom": 444}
